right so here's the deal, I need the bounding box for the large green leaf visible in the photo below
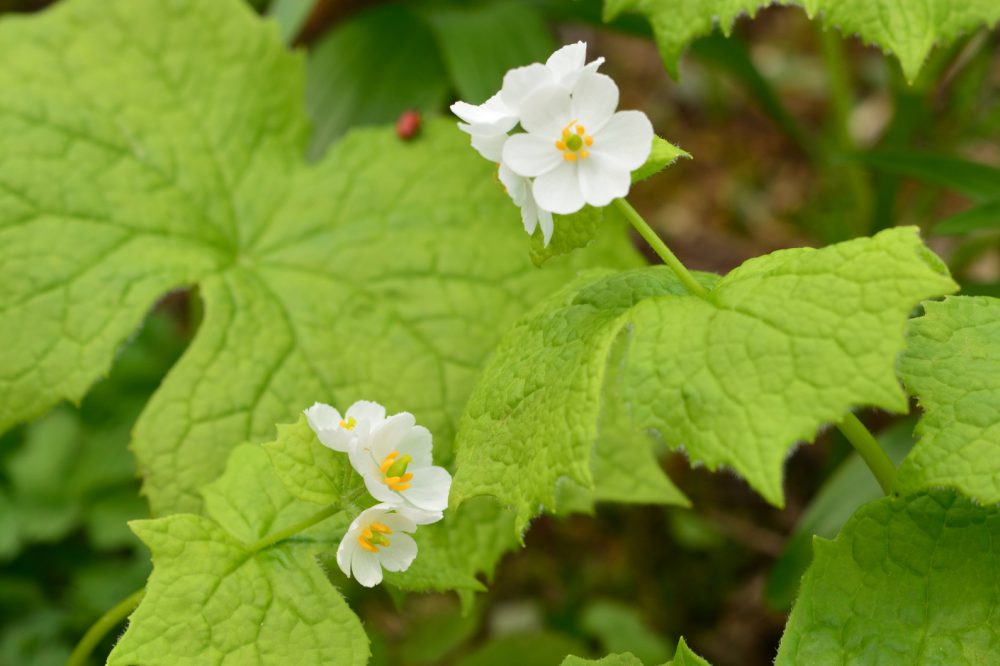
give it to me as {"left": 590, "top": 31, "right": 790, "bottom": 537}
{"left": 0, "top": 0, "right": 638, "bottom": 517}
{"left": 604, "top": 0, "right": 1000, "bottom": 81}
{"left": 455, "top": 228, "right": 955, "bottom": 530}
{"left": 897, "top": 296, "right": 1000, "bottom": 502}
{"left": 776, "top": 491, "right": 1000, "bottom": 665}
{"left": 108, "top": 443, "right": 367, "bottom": 664}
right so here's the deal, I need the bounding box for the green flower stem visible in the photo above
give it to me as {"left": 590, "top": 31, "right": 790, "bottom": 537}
{"left": 613, "top": 198, "right": 708, "bottom": 299}
{"left": 66, "top": 588, "right": 146, "bottom": 666}
{"left": 836, "top": 412, "right": 897, "bottom": 495}
{"left": 68, "top": 500, "right": 350, "bottom": 664}
{"left": 248, "top": 502, "right": 345, "bottom": 553}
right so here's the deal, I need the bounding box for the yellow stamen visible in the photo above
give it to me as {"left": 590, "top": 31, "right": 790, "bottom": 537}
{"left": 563, "top": 152, "right": 577, "bottom": 161}
{"left": 555, "top": 140, "right": 567, "bottom": 150}
{"left": 585, "top": 136, "right": 593, "bottom": 147}
{"left": 576, "top": 125, "right": 585, "bottom": 135}
{"left": 339, "top": 416, "right": 357, "bottom": 430}
{"left": 379, "top": 451, "right": 399, "bottom": 474}
{"left": 580, "top": 150, "right": 590, "bottom": 159}
{"left": 359, "top": 522, "right": 393, "bottom": 552}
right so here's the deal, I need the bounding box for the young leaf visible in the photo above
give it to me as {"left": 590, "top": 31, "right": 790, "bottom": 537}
{"left": 0, "top": 0, "right": 639, "bottom": 517}
{"left": 561, "top": 638, "right": 711, "bottom": 666}
{"left": 604, "top": 0, "right": 1000, "bottom": 82}
{"left": 456, "top": 228, "right": 955, "bottom": 529}
{"left": 897, "top": 296, "right": 1000, "bottom": 502}
{"left": 631, "top": 136, "right": 690, "bottom": 184}
{"left": 562, "top": 654, "right": 643, "bottom": 666}
{"left": 776, "top": 491, "right": 1000, "bottom": 665}
{"left": 667, "top": 638, "right": 713, "bottom": 666}
{"left": 108, "top": 444, "right": 366, "bottom": 665}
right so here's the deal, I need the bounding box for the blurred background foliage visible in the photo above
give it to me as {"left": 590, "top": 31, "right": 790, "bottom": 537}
{"left": 0, "top": 0, "right": 998, "bottom": 664}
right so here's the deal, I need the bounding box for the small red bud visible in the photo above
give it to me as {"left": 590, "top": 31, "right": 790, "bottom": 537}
{"left": 396, "top": 109, "right": 421, "bottom": 141}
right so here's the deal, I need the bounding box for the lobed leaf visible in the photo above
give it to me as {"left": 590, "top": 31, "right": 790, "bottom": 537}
{"left": 776, "top": 491, "right": 1000, "bottom": 665}
{"left": 109, "top": 443, "right": 365, "bottom": 664}
{"left": 897, "top": 296, "right": 1000, "bottom": 502}
{"left": 456, "top": 228, "right": 955, "bottom": 530}
{"left": 0, "top": 0, "right": 639, "bottom": 517}
{"left": 604, "top": 0, "right": 1000, "bottom": 82}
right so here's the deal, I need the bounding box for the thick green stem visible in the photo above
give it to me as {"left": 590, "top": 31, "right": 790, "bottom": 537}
{"left": 836, "top": 412, "right": 897, "bottom": 495}
{"left": 66, "top": 588, "right": 145, "bottom": 666}
{"left": 613, "top": 198, "right": 708, "bottom": 299}
{"left": 68, "top": 501, "right": 347, "bottom": 665}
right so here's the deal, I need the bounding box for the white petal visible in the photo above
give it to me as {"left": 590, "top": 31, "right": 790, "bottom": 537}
{"left": 304, "top": 402, "right": 340, "bottom": 430}
{"left": 532, "top": 162, "right": 585, "bottom": 215}
{"left": 578, "top": 157, "right": 631, "bottom": 208}
{"left": 381, "top": 512, "right": 418, "bottom": 534}
{"left": 538, "top": 208, "right": 554, "bottom": 246}
{"left": 322, "top": 430, "right": 353, "bottom": 453}
{"left": 546, "top": 42, "right": 586, "bottom": 80}
{"left": 378, "top": 532, "right": 418, "bottom": 572}
{"left": 503, "top": 133, "right": 562, "bottom": 178}
{"left": 351, "top": 549, "right": 383, "bottom": 587}
{"left": 370, "top": 412, "right": 417, "bottom": 460}
{"left": 470, "top": 132, "right": 508, "bottom": 162}
{"left": 450, "top": 95, "right": 517, "bottom": 133}
{"left": 345, "top": 400, "right": 386, "bottom": 426}
{"left": 570, "top": 72, "right": 619, "bottom": 133}
{"left": 400, "top": 466, "right": 452, "bottom": 512}
{"left": 520, "top": 194, "right": 539, "bottom": 234}
{"left": 348, "top": 441, "right": 382, "bottom": 479}
{"left": 498, "top": 163, "right": 528, "bottom": 206}
{"left": 396, "top": 425, "right": 433, "bottom": 468}
{"left": 591, "top": 110, "right": 654, "bottom": 170}
{"left": 580, "top": 57, "right": 605, "bottom": 78}
{"left": 395, "top": 506, "right": 443, "bottom": 525}
{"left": 363, "top": 473, "right": 401, "bottom": 505}
{"left": 304, "top": 403, "right": 350, "bottom": 452}
{"left": 518, "top": 84, "right": 572, "bottom": 137}
{"left": 500, "top": 63, "right": 555, "bottom": 112}
{"left": 336, "top": 530, "right": 357, "bottom": 578}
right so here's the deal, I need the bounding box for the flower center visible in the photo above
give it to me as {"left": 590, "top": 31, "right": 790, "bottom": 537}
{"left": 358, "top": 522, "right": 392, "bottom": 553}
{"left": 554, "top": 120, "right": 593, "bottom": 161}
{"left": 339, "top": 416, "right": 357, "bottom": 430}
{"left": 379, "top": 451, "right": 414, "bottom": 491}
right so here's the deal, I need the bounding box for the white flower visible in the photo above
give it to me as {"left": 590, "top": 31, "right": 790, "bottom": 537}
{"left": 451, "top": 41, "right": 604, "bottom": 161}
{"left": 304, "top": 400, "right": 385, "bottom": 453}
{"left": 499, "top": 163, "right": 554, "bottom": 244}
{"left": 336, "top": 504, "right": 431, "bottom": 587}
{"left": 348, "top": 411, "right": 452, "bottom": 513}
{"left": 502, "top": 73, "right": 654, "bottom": 215}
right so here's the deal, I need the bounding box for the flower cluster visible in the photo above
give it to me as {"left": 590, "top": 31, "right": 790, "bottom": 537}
{"left": 452, "top": 42, "right": 654, "bottom": 246}
{"left": 305, "top": 400, "right": 451, "bottom": 587}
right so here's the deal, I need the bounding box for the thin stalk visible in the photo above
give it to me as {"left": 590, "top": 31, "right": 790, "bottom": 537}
{"left": 836, "top": 412, "right": 897, "bottom": 495}
{"left": 613, "top": 198, "right": 708, "bottom": 299}
{"left": 247, "top": 503, "right": 344, "bottom": 552}
{"left": 66, "top": 588, "right": 145, "bottom": 666}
